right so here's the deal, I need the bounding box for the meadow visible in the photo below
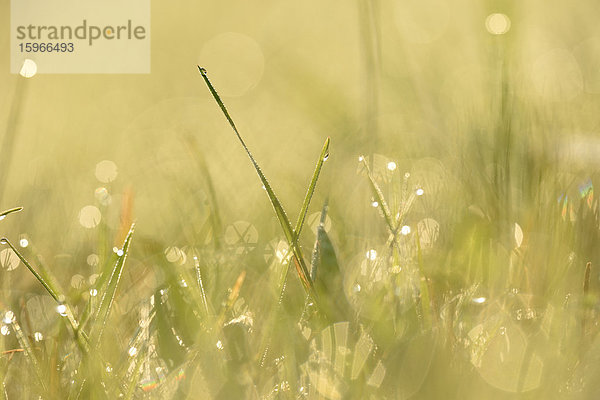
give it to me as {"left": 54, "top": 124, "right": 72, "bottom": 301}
{"left": 2, "top": 1, "right": 600, "bottom": 399}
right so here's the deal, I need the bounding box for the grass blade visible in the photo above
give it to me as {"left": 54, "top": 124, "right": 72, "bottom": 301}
{"left": 0, "top": 207, "right": 23, "bottom": 221}
{"left": 88, "top": 223, "right": 136, "bottom": 347}
{"left": 0, "top": 238, "right": 88, "bottom": 350}
{"left": 360, "top": 157, "right": 396, "bottom": 233}
{"left": 198, "top": 66, "right": 316, "bottom": 296}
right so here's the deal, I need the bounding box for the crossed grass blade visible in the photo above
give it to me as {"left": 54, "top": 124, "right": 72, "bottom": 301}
{"left": 359, "top": 157, "right": 433, "bottom": 329}
{"left": 198, "top": 66, "right": 320, "bottom": 299}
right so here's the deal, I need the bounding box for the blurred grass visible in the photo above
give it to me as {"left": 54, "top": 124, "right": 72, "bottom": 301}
{"left": 2, "top": 0, "right": 600, "bottom": 398}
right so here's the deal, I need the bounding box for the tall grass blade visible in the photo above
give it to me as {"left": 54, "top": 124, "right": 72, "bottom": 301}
{"left": 198, "top": 66, "right": 316, "bottom": 296}
{"left": 88, "top": 223, "right": 135, "bottom": 347}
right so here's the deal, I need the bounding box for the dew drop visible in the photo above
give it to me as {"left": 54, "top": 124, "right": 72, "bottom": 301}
{"left": 56, "top": 304, "right": 67, "bottom": 316}
{"left": 366, "top": 249, "right": 377, "bottom": 260}
{"left": 3, "top": 311, "right": 14, "bottom": 324}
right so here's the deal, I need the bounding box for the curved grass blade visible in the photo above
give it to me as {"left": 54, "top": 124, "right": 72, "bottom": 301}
{"left": 198, "top": 66, "right": 315, "bottom": 296}
{"left": 0, "top": 238, "right": 88, "bottom": 350}
{"left": 0, "top": 207, "right": 23, "bottom": 221}
{"left": 360, "top": 157, "right": 396, "bottom": 233}
{"left": 88, "top": 223, "right": 135, "bottom": 347}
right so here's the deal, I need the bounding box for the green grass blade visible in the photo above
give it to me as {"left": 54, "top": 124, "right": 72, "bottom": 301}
{"left": 88, "top": 223, "right": 136, "bottom": 347}
{"left": 9, "top": 317, "right": 48, "bottom": 394}
{"left": 310, "top": 201, "right": 329, "bottom": 282}
{"left": 415, "top": 230, "right": 432, "bottom": 330}
{"left": 360, "top": 157, "right": 396, "bottom": 233}
{"left": 198, "top": 66, "right": 315, "bottom": 295}
{"left": 0, "top": 238, "right": 59, "bottom": 302}
{"left": 0, "top": 207, "right": 23, "bottom": 221}
{"left": 0, "top": 238, "right": 89, "bottom": 350}
{"left": 294, "top": 138, "right": 330, "bottom": 236}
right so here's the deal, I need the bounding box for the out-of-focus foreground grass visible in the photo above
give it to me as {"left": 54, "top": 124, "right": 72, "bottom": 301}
{"left": 2, "top": 0, "right": 600, "bottom": 398}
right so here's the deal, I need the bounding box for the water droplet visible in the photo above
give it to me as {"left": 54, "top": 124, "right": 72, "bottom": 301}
{"left": 34, "top": 332, "right": 43, "bottom": 341}
{"left": 353, "top": 283, "right": 362, "bottom": 293}
{"left": 472, "top": 297, "right": 486, "bottom": 304}
{"left": 358, "top": 156, "right": 365, "bottom": 162}
{"left": 416, "top": 188, "right": 424, "bottom": 196}
{"left": 404, "top": 172, "right": 410, "bottom": 179}
{"left": 0, "top": 238, "right": 6, "bottom": 245}
{"left": 0, "top": 325, "right": 9, "bottom": 336}
{"left": 3, "top": 311, "right": 14, "bottom": 324}
{"left": 366, "top": 249, "right": 377, "bottom": 260}
{"left": 128, "top": 347, "right": 138, "bottom": 357}
{"left": 515, "top": 309, "right": 523, "bottom": 320}
{"left": 216, "top": 340, "right": 224, "bottom": 350}
{"left": 323, "top": 153, "right": 329, "bottom": 161}
{"left": 0, "top": 216, "right": 5, "bottom": 221}
{"left": 19, "top": 237, "right": 29, "bottom": 248}
{"left": 400, "top": 225, "right": 411, "bottom": 235}
{"left": 106, "top": 364, "right": 113, "bottom": 373}
{"left": 89, "top": 289, "right": 98, "bottom": 297}
{"left": 56, "top": 304, "right": 67, "bottom": 316}
{"left": 387, "top": 161, "right": 397, "bottom": 171}
{"left": 371, "top": 201, "right": 379, "bottom": 207}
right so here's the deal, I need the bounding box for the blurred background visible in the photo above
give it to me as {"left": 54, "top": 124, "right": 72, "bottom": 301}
{"left": 2, "top": 0, "right": 600, "bottom": 398}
